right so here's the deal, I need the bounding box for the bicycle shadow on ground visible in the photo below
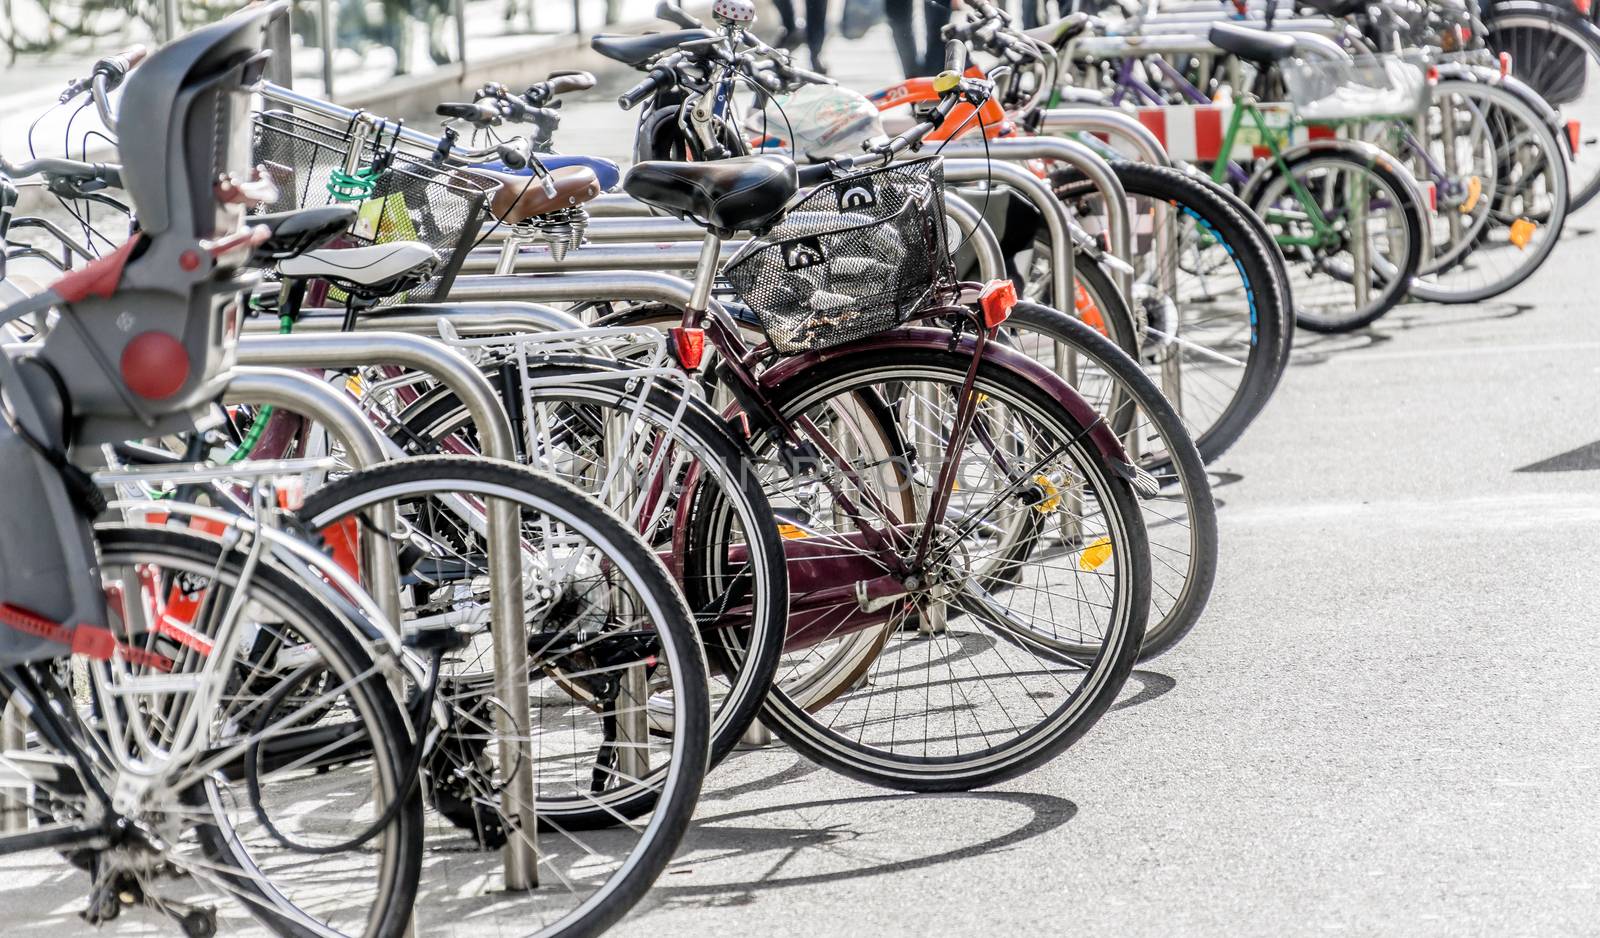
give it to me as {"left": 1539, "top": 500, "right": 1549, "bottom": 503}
{"left": 1285, "top": 299, "right": 1527, "bottom": 367}
{"left": 1287, "top": 328, "right": 1394, "bottom": 366}
{"left": 1379, "top": 300, "right": 1530, "bottom": 333}
{"left": 631, "top": 785, "right": 1080, "bottom": 912}
{"left": 1112, "top": 669, "right": 1178, "bottom": 713}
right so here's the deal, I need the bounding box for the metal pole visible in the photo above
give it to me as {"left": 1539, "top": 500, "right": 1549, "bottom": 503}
{"left": 264, "top": 7, "right": 295, "bottom": 90}
{"left": 0, "top": 700, "right": 25, "bottom": 832}
{"left": 454, "top": 0, "right": 467, "bottom": 79}
{"left": 159, "top": 0, "right": 180, "bottom": 42}
{"left": 236, "top": 333, "right": 538, "bottom": 889}
{"left": 444, "top": 269, "right": 704, "bottom": 308}
{"left": 938, "top": 138, "right": 1132, "bottom": 309}
{"left": 222, "top": 367, "right": 401, "bottom": 624}
{"left": 318, "top": 0, "right": 335, "bottom": 99}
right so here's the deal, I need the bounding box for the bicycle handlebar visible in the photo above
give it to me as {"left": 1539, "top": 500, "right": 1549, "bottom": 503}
{"left": 0, "top": 156, "right": 122, "bottom": 190}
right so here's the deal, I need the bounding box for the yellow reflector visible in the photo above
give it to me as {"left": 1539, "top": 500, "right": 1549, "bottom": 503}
{"left": 1509, "top": 217, "right": 1536, "bottom": 249}
{"left": 777, "top": 524, "right": 809, "bottom": 539}
{"left": 1460, "top": 176, "right": 1481, "bottom": 214}
{"left": 345, "top": 374, "right": 365, "bottom": 396}
{"left": 1033, "top": 474, "right": 1061, "bottom": 513}
{"left": 932, "top": 71, "right": 961, "bottom": 93}
{"left": 1078, "top": 536, "right": 1113, "bottom": 571}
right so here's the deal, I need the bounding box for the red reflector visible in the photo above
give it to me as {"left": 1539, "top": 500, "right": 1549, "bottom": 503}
{"left": 979, "top": 280, "right": 1017, "bottom": 329}
{"left": 670, "top": 327, "right": 706, "bottom": 370}
{"left": 120, "top": 331, "right": 190, "bottom": 400}
{"left": 1578, "top": 0, "right": 1592, "bottom": 16}
{"left": 1499, "top": 52, "right": 1513, "bottom": 78}
{"left": 1426, "top": 66, "right": 1439, "bottom": 84}
{"left": 1568, "top": 119, "right": 1583, "bottom": 154}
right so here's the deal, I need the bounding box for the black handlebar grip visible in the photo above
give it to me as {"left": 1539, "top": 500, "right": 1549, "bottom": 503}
{"left": 436, "top": 101, "right": 500, "bottom": 125}
{"left": 618, "top": 71, "right": 663, "bottom": 110}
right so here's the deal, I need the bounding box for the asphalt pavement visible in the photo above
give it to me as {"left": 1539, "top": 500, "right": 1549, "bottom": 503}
{"left": 3, "top": 14, "right": 1599, "bottom": 938}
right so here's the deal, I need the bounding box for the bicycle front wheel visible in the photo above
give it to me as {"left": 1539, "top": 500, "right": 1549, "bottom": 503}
{"left": 297, "top": 455, "right": 710, "bottom": 938}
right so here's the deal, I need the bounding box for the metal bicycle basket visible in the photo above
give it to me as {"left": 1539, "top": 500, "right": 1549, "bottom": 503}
{"left": 251, "top": 110, "right": 494, "bottom": 305}
{"left": 723, "top": 155, "right": 954, "bottom": 354}
{"left": 1279, "top": 52, "right": 1432, "bottom": 123}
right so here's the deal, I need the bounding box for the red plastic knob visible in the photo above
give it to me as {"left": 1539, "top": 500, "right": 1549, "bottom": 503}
{"left": 120, "top": 331, "right": 190, "bottom": 400}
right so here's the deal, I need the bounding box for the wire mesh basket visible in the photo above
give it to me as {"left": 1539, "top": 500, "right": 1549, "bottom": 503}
{"left": 251, "top": 110, "right": 494, "bottom": 305}
{"left": 723, "top": 156, "right": 954, "bottom": 354}
{"left": 1280, "top": 52, "right": 1432, "bottom": 123}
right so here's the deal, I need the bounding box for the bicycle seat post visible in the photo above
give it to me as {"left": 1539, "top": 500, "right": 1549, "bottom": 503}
{"left": 686, "top": 231, "right": 722, "bottom": 326}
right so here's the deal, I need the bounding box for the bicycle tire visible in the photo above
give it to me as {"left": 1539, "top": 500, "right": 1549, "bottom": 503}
{"left": 1247, "top": 147, "right": 1427, "bottom": 332}
{"left": 95, "top": 526, "right": 425, "bottom": 938}
{"left": 1005, "top": 300, "right": 1219, "bottom": 660}
{"left": 1055, "top": 160, "right": 1288, "bottom": 463}
{"left": 1481, "top": 3, "right": 1600, "bottom": 209}
{"left": 394, "top": 364, "right": 787, "bottom": 770}
{"left": 298, "top": 455, "right": 710, "bottom": 938}
{"left": 753, "top": 343, "right": 1149, "bottom": 791}
{"left": 1407, "top": 72, "right": 1571, "bottom": 303}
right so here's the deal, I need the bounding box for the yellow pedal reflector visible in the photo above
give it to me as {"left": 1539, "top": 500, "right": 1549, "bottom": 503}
{"left": 932, "top": 70, "right": 961, "bottom": 93}
{"left": 345, "top": 374, "right": 365, "bottom": 396}
{"left": 1509, "top": 217, "right": 1536, "bottom": 249}
{"left": 1078, "top": 536, "right": 1113, "bottom": 571}
{"left": 777, "top": 524, "right": 810, "bottom": 539}
{"left": 1460, "top": 176, "right": 1481, "bottom": 214}
{"left": 1033, "top": 474, "right": 1061, "bottom": 513}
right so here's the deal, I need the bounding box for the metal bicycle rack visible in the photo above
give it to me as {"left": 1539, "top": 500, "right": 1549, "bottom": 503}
{"left": 237, "top": 331, "right": 541, "bottom": 890}
{"left": 223, "top": 367, "right": 402, "bottom": 623}
{"left": 242, "top": 302, "right": 584, "bottom": 337}
{"left": 457, "top": 194, "right": 1007, "bottom": 286}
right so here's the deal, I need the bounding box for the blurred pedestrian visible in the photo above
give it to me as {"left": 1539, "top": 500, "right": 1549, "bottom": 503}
{"left": 771, "top": 0, "right": 832, "bottom": 73}
{"left": 885, "top": 0, "right": 953, "bottom": 77}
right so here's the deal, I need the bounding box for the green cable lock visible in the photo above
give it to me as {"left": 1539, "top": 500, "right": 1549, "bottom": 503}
{"left": 328, "top": 166, "right": 380, "bottom": 202}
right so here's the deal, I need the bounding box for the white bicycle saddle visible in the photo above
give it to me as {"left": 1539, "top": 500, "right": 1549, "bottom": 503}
{"left": 278, "top": 241, "right": 440, "bottom": 291}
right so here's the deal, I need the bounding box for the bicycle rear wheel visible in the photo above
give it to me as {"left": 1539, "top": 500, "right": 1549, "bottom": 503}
{"left": 1247, "top": 147, "right": 1426, "bottom": 332}
{"left": 28, "top": 525, "right": 425, "bottom": 938}
{"left": 749, "top": 341, "right": 1150, "bottom": 791}
{"left": 1005, "top": 301, "right": 1218, "bottom": 660}
{"left": 1406, "top": 73, "right": 1570, "bottom": 303}
{"left": 1483, "top": 5, "right": 1600, "bottom": 210}
{"left": 393, "top": 360, "right": 787, "bottom": 771}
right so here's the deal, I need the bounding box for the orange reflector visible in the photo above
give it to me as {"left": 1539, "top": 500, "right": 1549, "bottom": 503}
{"left": 1078, "top": 536, "right": 1113, "bottom": 571}
{"left": 979, "top": 279, "right": 1016, "bottom": 329}
{"left": 1075, "top": 280, "right": 1107, "bottom": 335}
{"left": 1499, "top": 51, "right": 1513, "bottom": 78}
{"left": 776, "top": 524, "right": 809, "bottom": 539}
{"left": 1578, "top": 0, "right": 1592, "bottom": 16}
{"left": 1509, "top": 218, "right": 1536, "bottom": 249}
{"left": 1461, "top": 176, "right": 1482, "bottom": 214}
{"left": 1568, "top": 119, "right": 1583, "bottom": 154}
{"left": 670, "top": 327, "right": 706, "bottom": 370}
{"left": 321, "top": 517, "right": 362, "bottom": 579}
